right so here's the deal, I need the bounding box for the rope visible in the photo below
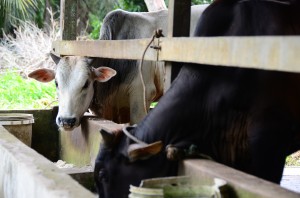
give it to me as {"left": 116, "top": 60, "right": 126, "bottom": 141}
{"left": 139, "top": 29, "right": 164, "bottom": 115}
{"left": 122, "top": 125, "right": 148, "bottom": 145}
{"left": 44, "top": 99, "right": 58, "bottom": 109}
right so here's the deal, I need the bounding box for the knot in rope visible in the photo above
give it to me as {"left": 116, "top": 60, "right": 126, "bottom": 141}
{"left": 154, "top": 28, "right": 164, "bottom": 38}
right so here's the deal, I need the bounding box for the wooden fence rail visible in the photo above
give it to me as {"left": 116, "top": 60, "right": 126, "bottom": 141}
{"left": 53, "top": 36, "right": 300, "bottom": 73}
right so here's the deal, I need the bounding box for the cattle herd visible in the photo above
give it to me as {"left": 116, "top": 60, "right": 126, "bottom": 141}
{"left": 29, "top": 5, "right": 207, "bottom": 129}
{"left": 29, "top": 0, "right": 300, "bottom": 197}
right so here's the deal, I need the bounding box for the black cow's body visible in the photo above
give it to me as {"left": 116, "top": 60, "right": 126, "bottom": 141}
{"left": 95, "top": 0, "right": 300, "bottom": 197}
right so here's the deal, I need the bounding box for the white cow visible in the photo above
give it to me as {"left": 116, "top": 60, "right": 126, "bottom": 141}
{"left": 28, "top": 5, "right": 209, "bottom": 130}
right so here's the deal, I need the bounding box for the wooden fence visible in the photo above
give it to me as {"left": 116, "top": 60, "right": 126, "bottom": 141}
{"left": 52, "top": 0, "right": 300, "bottom": 196}
{"left": 55, "top": 0, "right": 300, "bottom": 89}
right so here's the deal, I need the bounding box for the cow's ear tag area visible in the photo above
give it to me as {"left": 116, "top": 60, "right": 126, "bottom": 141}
{"left": 28, "top": 68, "right": 55, "bottom": 83}
{"left": 93, "top": 67, "right": 117, "bottom": 82}
{"left": 127, "top": 141, "right": 163, "bottom": 162}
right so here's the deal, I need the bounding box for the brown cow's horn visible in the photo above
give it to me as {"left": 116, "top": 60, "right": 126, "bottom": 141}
{"left": 100, "top": 129, "right": 122, "bottom": 148}
{"left": 100, "top": 129, "right": 115, "bottom": 148}
{"left": 127, "top": 141, "right": 163, "bottom": 162}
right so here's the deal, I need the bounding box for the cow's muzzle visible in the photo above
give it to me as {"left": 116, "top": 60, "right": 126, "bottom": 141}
{"left": 57, "top": 117, "right": 77, "bottom": 130}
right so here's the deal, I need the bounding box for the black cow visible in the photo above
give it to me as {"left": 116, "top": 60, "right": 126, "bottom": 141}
{"left": 95, "top": 0, "right": 300, "bottom": 197}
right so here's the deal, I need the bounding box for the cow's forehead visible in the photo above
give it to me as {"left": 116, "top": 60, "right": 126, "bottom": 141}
{"left": 56, "top": 56, "right": 91, "bottom": 79}
{"left": 58, "top": 56, "right": 88, "bottom": 70}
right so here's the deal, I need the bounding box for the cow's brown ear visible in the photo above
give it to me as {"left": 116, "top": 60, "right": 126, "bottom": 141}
{"left": 92, "top": 67, "right": 117, "bottom": 82}
{"left": 127, "top": 141, "right": 163, "bottom": 162}
{"left": 28, "top": 68, "right": 55, "bottom": 83}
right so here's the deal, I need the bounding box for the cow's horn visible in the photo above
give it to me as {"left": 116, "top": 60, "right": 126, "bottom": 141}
{"left": 100, "top": 129, "right": 122, "bottom": 148}
{"left": 127, "top": 141, "right": 163, "bottom": 162}
{"left": 50, "top": 52, "right": 61, "bottom": 64}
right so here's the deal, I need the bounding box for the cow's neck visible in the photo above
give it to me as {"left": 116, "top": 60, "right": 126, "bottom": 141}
{"left": 90, "top": 82, "right": 131, "bottom": 123}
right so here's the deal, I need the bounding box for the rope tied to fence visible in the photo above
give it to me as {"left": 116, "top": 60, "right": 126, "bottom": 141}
{"left": 139, "top": 29, "right": 164, "bottom": 115}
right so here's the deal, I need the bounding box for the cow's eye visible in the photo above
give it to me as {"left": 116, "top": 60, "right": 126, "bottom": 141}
{"left": 55, "top": 80, "right": 58, "bottom": 88}
{"left": 82, "top": 80, "right": 89, "bottom": 90}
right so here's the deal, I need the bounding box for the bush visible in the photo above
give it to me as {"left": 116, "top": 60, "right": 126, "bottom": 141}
{"left": 0, "top": 72, "right": 57, "bottom": 109}
{"left": 117, "top": 0, "right": 148, "bottom": 12}
{"left": 0, "top": 11, "right": 58, "bottom": 74}
{"left": 0, "top": 10, "right": 59, "bottom": 109}
{"left": 89, "top": 13, "right": 102, "bottom": 40}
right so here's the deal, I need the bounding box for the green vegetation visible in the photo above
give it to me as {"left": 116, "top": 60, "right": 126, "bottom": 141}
{"left": 0, "top": 72, "right": 57, "bottom": 109}
{"left": 118, "top": 0, "right": 148, "bottom": 12}
{"left": 191, "top": 0, "right": 213, "bottom": 5}
{"left": 286, "top": 152, "right": 300, "bottom": 166}
{"left": 89, "top": 13, "right": 103, "bottom": 40}
{"left": 0, "top": 0, "right": 38, "bottom": 36}
{"left": 88, "top": 0, "right": 214, "bottom": 39}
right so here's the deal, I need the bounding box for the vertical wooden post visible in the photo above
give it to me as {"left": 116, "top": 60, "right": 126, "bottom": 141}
{"left": 60, "top": 0, "right": 77, "bottom": 40}
{"left": 164, "top": 0, "right": 191, "bottom": 91}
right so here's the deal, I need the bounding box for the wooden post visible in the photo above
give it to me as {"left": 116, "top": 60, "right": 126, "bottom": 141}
{"left": 60, "top": 0, "right": 77, "bottom": 40}
{"left": 144, "top": 0, "right": 167, "bottom": 11}
{"left": 164, "top": 0, "right": 191, "bottom": 91}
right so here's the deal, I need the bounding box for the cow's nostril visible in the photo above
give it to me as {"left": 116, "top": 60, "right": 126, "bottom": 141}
{"left": 69, "top": 118, "right": 76, "bottom": 125}
{"left": 59, "top": 117, "right": 76, "bottom": 128}
{"left": 65, "top": 118, "right": 76, "bottom": 126}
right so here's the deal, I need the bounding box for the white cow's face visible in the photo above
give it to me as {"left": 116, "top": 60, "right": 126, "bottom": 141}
{"left": 55, "top": 56, "right": 95, "bottom": 130}
{"left": 28, "top": 54, "right": 116, "bottom": 131}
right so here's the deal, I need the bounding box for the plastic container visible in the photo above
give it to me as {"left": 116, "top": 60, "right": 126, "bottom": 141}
{"left": 0, "top": 113, "right": 34, "bottom": 147}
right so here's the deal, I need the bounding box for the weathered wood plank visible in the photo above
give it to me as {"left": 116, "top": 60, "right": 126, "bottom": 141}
{"left": 179, "top": 159, "right": 300, "bottom": 198}
{"left": 52, "top": 39, "right": 157, "bottom": 60}
{"left": 159, "top": 36, "right": 300, "bottom": 73}
{"left": 52, "top": 36, "right": 300, "bottom": 73}
{"left": 164, "top": 0, "right": 192, "bottom": 91}
{"left": 167, "top": 0, "right": 191, "bottom": 37}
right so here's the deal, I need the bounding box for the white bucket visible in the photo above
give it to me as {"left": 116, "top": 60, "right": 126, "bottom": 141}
{"left": 0, "top": 113, "right": 34, "bottom": 147}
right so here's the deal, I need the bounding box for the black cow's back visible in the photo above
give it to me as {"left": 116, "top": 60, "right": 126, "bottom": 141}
{"left": 135, "top": 0, "right": 300, "bottom": 183}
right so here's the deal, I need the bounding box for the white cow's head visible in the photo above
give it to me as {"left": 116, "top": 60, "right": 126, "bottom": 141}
{"left": 28, "top": 53, "right": 116, "bottom": 131}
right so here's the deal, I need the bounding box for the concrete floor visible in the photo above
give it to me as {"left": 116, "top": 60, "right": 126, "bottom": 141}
{"left": 281, "top": 167, "right": 300, "bottom": 194}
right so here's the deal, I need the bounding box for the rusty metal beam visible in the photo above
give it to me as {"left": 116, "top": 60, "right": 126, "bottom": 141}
{"left": 52, "top": 36, "right": 300, "bottom": 73}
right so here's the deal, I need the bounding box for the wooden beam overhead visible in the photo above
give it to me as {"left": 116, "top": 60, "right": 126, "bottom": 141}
{"left": 52, "top": 36, "right": 300, "bottom": 73}
{"left": 52, "top": 39, "right": 158, "bottom": 61}
{"left": 159, "top": 36, "right": 300, "bottom": 73}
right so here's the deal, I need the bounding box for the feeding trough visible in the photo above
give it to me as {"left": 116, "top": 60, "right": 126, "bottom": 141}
{"left": 129, "top": 176, "right": 227, "bottom": 198}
